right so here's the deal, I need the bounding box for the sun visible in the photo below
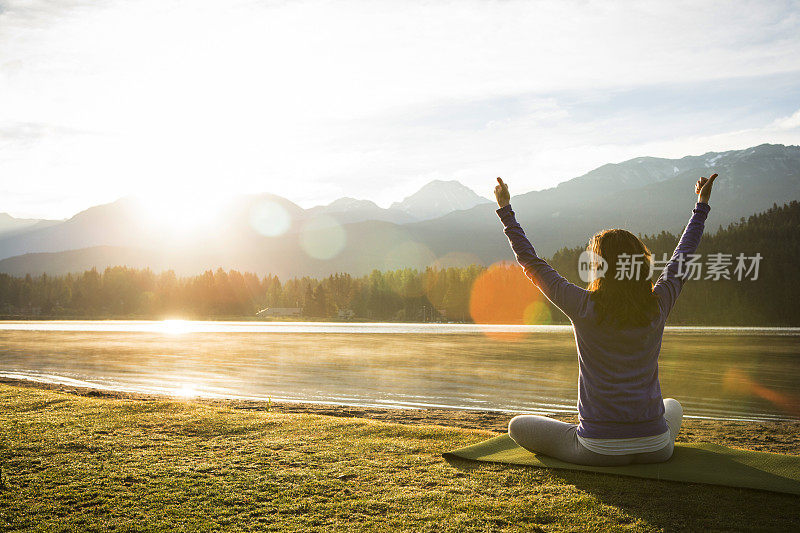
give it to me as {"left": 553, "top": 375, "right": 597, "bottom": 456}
{"left": 134, "top": 192, "right": 231, "bottom": 237}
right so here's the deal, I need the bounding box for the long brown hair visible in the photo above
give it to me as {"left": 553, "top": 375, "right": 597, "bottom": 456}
{"left": 587, "top": 229, "right": 659, "bottom": 328}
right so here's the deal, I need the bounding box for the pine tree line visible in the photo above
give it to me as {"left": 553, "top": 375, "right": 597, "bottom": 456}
{"left": 548, "top": 200, "right": 800, "bottom": 325}
{"left": 0, "top": 265, "right": 486, "bottom": 322}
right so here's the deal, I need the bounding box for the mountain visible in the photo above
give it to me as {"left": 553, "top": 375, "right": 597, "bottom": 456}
{"left": 390, "top": 180, "right": 492, "bottom": 220}
{"left": 306, "top": 198, "right": 416, "bottom": 224}
{"left": 0, "top": 180, "right": 485, "bottom": 261}
{"left": 0, "top": 213, "right": 61, "bottom": 238}
{"left": 402, "top": 143, "right": 800, "bottom": 261}
{"left": 0, "top": 144, "right": 798, "bottom": 277}
{"left": 307, "top": 180, "right": 492, "bottom": 224}
{"left": 0, "top": 198, "right": 162, "bottom": 260}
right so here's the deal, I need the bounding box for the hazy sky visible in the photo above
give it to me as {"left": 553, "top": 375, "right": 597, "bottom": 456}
{"left": 2, "top": 0, "right": 800, "bottom": 219}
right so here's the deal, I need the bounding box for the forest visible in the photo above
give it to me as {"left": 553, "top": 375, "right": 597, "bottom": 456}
{"left": 0, "top": 201, "right": 797, "bottom": 326}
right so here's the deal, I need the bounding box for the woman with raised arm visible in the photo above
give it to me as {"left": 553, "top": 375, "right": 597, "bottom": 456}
{"left": 495, "top": 173, "right": 717, "bottom": 466}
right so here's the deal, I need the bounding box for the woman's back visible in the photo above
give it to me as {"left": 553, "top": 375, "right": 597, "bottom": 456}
{"left": 493, "top": 174, "right": 717, "bottom": 465}
{"left": 571, "top": 296, "right": 669, "bottom": 438}
{"left": 496, "top": 196, "right": 710, "bottom": 437}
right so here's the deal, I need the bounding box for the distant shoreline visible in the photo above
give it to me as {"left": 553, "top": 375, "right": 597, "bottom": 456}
{"left": 2, "top": 316, "right": 800, "bottom": 328}
{"left": 0, "top": 314, "right": 375, "bottom": 322}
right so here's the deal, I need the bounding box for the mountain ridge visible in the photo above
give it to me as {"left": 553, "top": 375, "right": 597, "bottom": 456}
{"left": 0, "top": 212, "right": 62, "bottom": 238}
{"left": 1, "top": 143, "right": 798, "bottom": 277}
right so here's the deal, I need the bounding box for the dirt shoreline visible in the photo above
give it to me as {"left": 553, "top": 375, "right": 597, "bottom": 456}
{"left": 4, "top": 376, "right": 799, "bottom": 454}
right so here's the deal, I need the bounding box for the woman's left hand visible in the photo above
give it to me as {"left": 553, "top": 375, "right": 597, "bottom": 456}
{"left": 494, "top": 177, "right": 510, "bottom": 208}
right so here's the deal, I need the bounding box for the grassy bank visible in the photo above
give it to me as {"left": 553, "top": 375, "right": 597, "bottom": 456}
{"left": 1, "top": 385, "right": 798, "bottom": 532}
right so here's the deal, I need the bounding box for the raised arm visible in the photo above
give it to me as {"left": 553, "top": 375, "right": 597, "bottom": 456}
{"left": 494, "top": 178, "right": 588, "bottom": 320}
{"left": 653, "top": 174, "right": 717, "bottom": 317}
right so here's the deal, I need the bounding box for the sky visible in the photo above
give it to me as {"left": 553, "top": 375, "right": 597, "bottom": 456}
{"left": 1, "top": 0, "right": 800, "bottom": 219}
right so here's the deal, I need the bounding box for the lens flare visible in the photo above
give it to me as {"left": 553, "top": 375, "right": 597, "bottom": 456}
{"left": 300, "top": 215, "right": 346, "bottom": 259}
{"left": 249, "top": 200, "right": 291, "bottom": 237}
{"left": 723, "top": 367, "right": 800, "bottom": 418}
{"left": 469, "top": 262, "right": 545, "bottom": 340}
{"left": 523, "top": 300, "right": 552, "bottom": 324}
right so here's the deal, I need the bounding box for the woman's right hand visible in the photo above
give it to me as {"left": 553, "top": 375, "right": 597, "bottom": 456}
{"left": 696, "top": 173, "right": 718, "bottom": 204}
{"left": 494, "top": 177, "right": 510, "bottom": 208}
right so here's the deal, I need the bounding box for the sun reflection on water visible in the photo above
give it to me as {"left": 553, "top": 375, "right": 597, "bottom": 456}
{"left": 159, "top": 319, "right": 193, "bottom": 335}
{"left": 175, "top": 383, "right": 199, "bottom": 398}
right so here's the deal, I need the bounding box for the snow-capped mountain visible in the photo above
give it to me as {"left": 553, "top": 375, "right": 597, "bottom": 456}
{"left": 390, "top": 180, "right": 492, "bottom": 221}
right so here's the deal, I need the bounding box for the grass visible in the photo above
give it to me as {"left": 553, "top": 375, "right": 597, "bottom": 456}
{"left": 0, "top": 384, "right": 798, "bottom": 532}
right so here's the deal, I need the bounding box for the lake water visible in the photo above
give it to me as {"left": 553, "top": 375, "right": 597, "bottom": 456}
{"left": 1, "top": 321, "right": 799, "bottom": 422}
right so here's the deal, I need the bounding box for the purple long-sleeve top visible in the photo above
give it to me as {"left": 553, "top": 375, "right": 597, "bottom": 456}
{"left": 497, "top": 202, "right": 711, "bottom": 438}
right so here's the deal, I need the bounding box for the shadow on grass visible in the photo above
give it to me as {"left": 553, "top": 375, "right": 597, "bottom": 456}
{"left": 444, "top": 455, "right": 800, "bottom": 532}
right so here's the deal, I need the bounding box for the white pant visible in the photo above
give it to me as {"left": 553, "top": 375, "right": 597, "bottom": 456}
{"left": 507, "top": 398, "right": 684, "bottom": 466}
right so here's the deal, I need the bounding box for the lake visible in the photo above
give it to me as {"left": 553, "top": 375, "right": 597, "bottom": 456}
{"left": 1, "top": 321, "right": 799, "bottom": 422}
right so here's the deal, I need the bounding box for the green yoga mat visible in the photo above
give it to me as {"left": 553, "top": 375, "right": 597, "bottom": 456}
{"left": 443, "top": 435, "right": 800, "bottom": 495}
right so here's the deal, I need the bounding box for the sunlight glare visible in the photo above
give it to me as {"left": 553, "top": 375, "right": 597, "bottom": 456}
{"left": 159, "top": 319, "right": 193, "bottom": 335}
{"left": 176, "top": 383, "right": 199, "bottom": 398}
{"left": 136, "top": 194, "right": 229, "bottom": 237}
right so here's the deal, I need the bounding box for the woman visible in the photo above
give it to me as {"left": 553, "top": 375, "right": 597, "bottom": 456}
{"left": 494, "top": 173, "right": 718, "bottom": 466}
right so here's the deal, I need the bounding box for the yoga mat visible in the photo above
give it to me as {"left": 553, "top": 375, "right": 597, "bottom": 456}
{"left": 443, "top": 435, "right": 800, "bottom": 495}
